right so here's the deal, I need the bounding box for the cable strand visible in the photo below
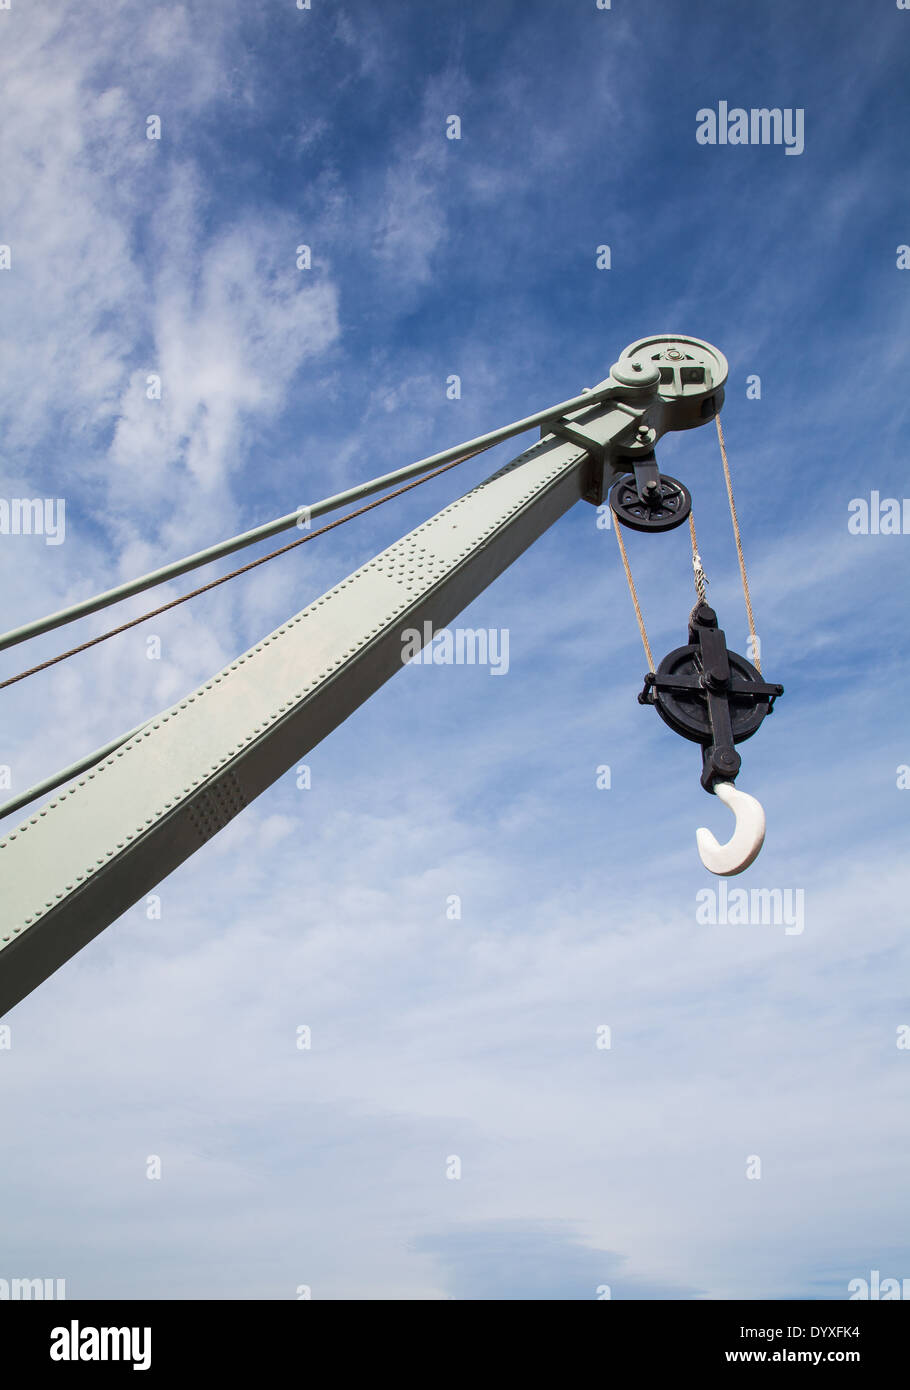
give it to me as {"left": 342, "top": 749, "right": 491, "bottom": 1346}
{"left": 0, "top": 447, "right": 484, "bottom": 693}
{"left": 687, "top": 510, "right": 710, "bottom": 611}
{"left": 715, "top": 415, "right": 761, "bottom": 673}
{"left": 612, "top": 518, "right": 655, "bottom": 672}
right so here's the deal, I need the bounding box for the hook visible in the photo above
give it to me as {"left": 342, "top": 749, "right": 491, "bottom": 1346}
{"left": 696, "top": 779, "right": 766, "bottom": 877}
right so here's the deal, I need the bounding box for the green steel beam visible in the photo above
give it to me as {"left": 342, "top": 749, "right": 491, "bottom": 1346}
{"left": 0, "top": 336, "right": 727, "bottom": 1016}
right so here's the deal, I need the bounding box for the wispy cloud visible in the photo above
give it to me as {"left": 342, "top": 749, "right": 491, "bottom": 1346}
{"left": 1, "top": 0, "right": 909, "bottom": 1304}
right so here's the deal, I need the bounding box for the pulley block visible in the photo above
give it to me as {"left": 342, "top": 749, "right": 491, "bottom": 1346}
{"left": 608, "top": 452, "right": 691, "bottom": 533}
{"left": 639, "top": 602, "right": 783, "bottom": 792}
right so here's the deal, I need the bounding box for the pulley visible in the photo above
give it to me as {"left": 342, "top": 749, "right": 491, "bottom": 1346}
{"left": 608, "top": 452, "right": 692, "bottom": 533}
{"left": 639, "top": 603, "right": 784, "bottom": 794}
{"left": 640, "top": 603, "right": 784, "bottom": 874}
{"left": 600, "top": 346, "right": 783, "bottom": 873}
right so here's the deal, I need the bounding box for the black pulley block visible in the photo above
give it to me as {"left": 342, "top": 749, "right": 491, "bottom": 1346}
{"left": 609, "top": 471, "right": 691, "bottom": 533}
{"left": 639, "top": 603, "right": 784, "bottom": 791}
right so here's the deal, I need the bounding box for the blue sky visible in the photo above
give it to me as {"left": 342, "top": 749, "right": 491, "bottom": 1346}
{"left": 1, "top": 0, "right": 909, "bottom": 1300}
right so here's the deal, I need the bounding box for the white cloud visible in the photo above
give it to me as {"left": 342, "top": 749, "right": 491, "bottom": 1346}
{"left": 1, "top": 0, "right": 909, "bottom": 1307}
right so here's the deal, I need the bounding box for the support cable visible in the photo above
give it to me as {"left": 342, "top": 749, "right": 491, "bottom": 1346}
{"left": 688, "top": 511, "right": 710, "bottom": 607}
{"left": 0, "top": 720, "right": 146, "bottom": 824}
{"left": 0, "top": 445, "right": 491, "bottom": 821}
{"left": 0, "top": 380, "right": 621, "bottom": 655}
{"left": 612, "top": 518, "right": 655, "bottom": 673}
{"left": 0, "top": 448, "right": 485, "bottom": 695}
{"left": 715, "top": 414, "right": 761, "bottom": 673}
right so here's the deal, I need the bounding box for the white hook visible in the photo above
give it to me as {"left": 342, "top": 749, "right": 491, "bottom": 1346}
{"left": 696, "top": 779, "right": 766, "bottom": 876}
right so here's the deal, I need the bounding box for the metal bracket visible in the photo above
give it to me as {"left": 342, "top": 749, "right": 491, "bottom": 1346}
{"left": 543, "top": 334, "right": 729, "bottom": 506}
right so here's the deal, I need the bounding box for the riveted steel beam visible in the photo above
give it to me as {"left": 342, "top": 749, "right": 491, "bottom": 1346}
{"left": 0, "top": 433, "right": 596, "bottom": 1014}
{"left": 0, "top": 337, "right": 728, "bottom": 1015}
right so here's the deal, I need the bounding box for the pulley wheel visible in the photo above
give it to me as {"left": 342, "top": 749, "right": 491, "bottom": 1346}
{"left": 609, "top": 473, "right": 692, "bottom": 533}
{"left": 652, "top": 645, "right": 772, "bottom": 745}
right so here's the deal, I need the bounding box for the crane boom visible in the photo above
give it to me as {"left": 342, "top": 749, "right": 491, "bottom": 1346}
{"left": 0, "top": 335, "right": 728, "bottom": 1016}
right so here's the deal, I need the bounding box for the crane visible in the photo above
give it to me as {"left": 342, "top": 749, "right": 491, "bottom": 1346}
{"left": 0, "top": 334, "right": 782, "bottom": 1018}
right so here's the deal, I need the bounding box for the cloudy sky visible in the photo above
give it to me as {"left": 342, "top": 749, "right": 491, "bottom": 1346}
{"left": 1, "top": 0, "right": 909, "bottom": 1300}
